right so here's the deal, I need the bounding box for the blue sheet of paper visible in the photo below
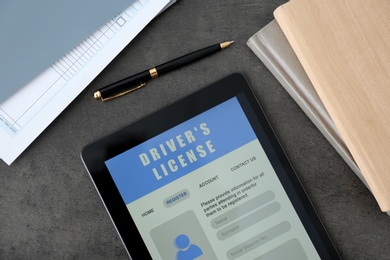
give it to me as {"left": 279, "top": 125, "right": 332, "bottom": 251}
{"left": 0, "top": 0, "right": 133, "bottom": 103}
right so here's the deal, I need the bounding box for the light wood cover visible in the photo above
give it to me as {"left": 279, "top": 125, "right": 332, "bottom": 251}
{"left": 274, "top": 0, "right": 390, "bottom": 211}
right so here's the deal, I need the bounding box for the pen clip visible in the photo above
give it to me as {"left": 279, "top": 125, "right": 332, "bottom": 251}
{"left": 98, "top": 82, "right": 147, "bottom": 101}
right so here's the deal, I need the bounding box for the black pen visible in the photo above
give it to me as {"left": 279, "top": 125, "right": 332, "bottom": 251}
{"left": 93, "top": 41, "right": 234, "bottom": 101}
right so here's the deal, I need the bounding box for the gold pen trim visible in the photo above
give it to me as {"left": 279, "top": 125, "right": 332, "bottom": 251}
{"left": 94, "top": 82, "right": 147, "bottom": 101}
{"left": 149, "top": 68, "right": 158, "bottom": 79}
{"left": 94, "top": 91, "right": 102, "bottom": 100}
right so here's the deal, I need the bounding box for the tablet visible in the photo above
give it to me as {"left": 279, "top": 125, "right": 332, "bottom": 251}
{"left": 81, "top": 73, "right": 340, "bottom": 259}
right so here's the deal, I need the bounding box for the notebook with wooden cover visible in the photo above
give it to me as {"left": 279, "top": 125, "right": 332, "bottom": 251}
{"left": 274, "top": 0, "right": 390, "bottom": 212}
{"left": 246, "top": 20, "right": 365, "bottom": 188}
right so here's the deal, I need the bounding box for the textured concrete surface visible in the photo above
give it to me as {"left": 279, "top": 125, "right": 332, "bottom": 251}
{"left": 1, "top": 1, "right": 390, "bottom": 259}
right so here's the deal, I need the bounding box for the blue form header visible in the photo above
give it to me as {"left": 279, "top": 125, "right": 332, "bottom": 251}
{"left": 105, "top": 97, "right": 257, "bottom": 204}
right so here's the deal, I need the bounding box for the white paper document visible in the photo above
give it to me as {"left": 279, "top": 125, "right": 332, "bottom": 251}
{"left": 0, "top": 0, "right": 170, "bottom": 165}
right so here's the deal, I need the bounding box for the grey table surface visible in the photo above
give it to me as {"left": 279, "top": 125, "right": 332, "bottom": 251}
{"left": 1, "top": 1, "right": 390, "bottom": 259}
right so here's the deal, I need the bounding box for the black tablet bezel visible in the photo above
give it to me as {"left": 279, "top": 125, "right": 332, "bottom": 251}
{"left": 81, "top": 73, "right": 340, "bottom": 259}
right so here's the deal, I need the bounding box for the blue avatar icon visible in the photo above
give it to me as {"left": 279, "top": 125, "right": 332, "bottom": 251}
{"left": 175, "top": 234, "right": 203, "bottom": 260}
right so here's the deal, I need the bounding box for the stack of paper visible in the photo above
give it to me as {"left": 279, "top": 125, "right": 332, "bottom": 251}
{"left": 248, "top": 0, "right": 390, "bottom": 213}
{"left": 0, "top": 0, "right": 174, "bottom": 165}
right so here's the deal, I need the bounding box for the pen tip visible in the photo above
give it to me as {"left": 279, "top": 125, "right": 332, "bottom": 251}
{"left": 220, "top": 41, "right": 234, "bottom": 49}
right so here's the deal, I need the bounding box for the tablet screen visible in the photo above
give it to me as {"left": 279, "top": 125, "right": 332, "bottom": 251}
{"left": 104, "top": 95, "right": 321, "bottom": 259}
